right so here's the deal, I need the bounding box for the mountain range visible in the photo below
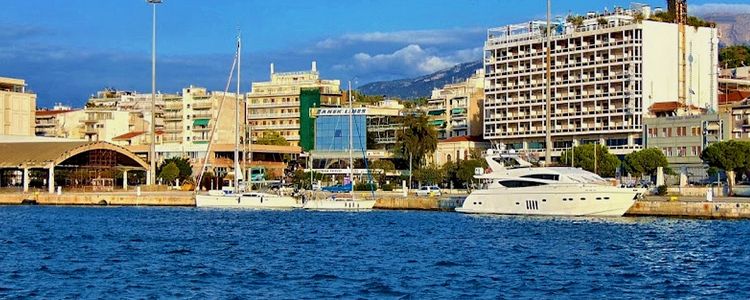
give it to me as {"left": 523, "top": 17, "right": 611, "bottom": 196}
{"left": 359, "top": 60, "right": 482, "bottom": 99}
{"left": 700, "top": 12, "right": 750, "bottom": 46}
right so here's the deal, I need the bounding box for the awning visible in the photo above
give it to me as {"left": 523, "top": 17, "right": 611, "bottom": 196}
{"left": 451, "top": 108, "right": 466, "bottom": 114}
{"left": 430, "top": 120, "right": 446, "bottom": 127}
{"left": 428, "top": 109, "right": 445, "bottom": 116}
{"left": 193, "top": 119, "right": 209, "bottom": 126}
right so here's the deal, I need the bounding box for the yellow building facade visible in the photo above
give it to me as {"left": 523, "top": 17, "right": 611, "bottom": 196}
{"left": 0, "top": 77, "right": 36, "bottom": 136}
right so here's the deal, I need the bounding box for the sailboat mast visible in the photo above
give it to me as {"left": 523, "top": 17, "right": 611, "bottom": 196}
{"left": 544, "top": 0, "right": 552, "bottom": 165}
{"left": 348, "top": 81, "right": 354, "bottom": 196}
{"left": 234, "top": 32, "right": 241, "bottom": 193}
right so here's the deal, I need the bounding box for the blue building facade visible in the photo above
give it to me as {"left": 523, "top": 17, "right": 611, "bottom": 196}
{"left": 314, "top": 108, "right": 367, "bottom": 152}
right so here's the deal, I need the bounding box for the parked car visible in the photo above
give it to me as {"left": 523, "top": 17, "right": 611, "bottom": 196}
{"left": 416, "top": 185, "right": 442, "bottom": 197}
{"left": 322, "top": 183, "right": 352, "bottom": 193}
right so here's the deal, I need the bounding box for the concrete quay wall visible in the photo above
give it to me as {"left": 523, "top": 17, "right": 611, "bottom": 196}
{"left": 0, "top": 192, "right": 194, "bottom": 206}
{"left": 626, "top": 199, "right": 750, "bottom": 219}
{"left": 374, "top": 197, "right": 462, "bottom": 211}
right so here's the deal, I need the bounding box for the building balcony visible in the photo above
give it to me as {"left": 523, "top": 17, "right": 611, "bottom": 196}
{"left": 253, "top": 124, "right": 299, "bottom": 130}
{"left": 164, "top": 113, "right": 182, "bottom": 120}
{"left": 192, "top": 101, "right": 213, "bottom": 109}
{"left": 247, "top": 113, "right": 298, "bottom": 119}
{"left": 248, "top": 101, "right": 300, "bottom": 108}
{"left": 192, "top": 126, "right": 211, "bottom": 132}
{"left": 375, "top": 137, "right": 397, "bottom": 144}
{"left": 192, "top": 112, "right": 213, "bottom": 119}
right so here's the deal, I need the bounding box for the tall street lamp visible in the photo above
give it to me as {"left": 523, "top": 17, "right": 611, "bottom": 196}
{"left": 147, "top": 0, "right": 162, "bottom": 185}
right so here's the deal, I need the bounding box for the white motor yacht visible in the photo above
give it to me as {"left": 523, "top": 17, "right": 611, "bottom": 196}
{"left": 456, "top": 147, "right": 643, "bottom": 217}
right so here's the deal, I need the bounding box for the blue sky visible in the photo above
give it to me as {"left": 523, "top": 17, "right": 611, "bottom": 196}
{"left": 1, "top": 0, "right": 748, "bottom": 107}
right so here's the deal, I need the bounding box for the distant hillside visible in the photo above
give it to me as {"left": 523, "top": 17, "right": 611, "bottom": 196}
{"left": 698, "top": 12, "right": 750, "bottom": 46}
{"left": 359, "top": 60, "right": 482, "bottom": 99}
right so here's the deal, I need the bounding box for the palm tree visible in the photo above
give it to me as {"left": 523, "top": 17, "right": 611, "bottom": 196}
{"left": 395, "top": 113, "right": 438, "bottom": 186}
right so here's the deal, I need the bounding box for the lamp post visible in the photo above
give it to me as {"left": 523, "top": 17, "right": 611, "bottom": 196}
{"left": 147, "top": 0, "right": 162, "bottom": 186}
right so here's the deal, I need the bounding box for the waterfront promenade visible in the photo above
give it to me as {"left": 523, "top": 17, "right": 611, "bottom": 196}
{"left": 2, "top": 190, "right": 750, "bottom": 219}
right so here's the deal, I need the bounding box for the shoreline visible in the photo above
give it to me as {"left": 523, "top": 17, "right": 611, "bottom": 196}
{"left": 2, "top": 191, "right": 750, "bottom": 219}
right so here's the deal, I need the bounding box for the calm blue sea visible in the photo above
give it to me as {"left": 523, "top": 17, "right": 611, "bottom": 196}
{"left": 0, "top": 206, "right": 749, "bottom": 299}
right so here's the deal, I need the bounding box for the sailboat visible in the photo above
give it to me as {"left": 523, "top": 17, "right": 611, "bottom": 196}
{"left": 195, "top": 33, "right": 300, "bottom": 209}
{"left": 302, "top": 81, "right": 376, "bottom": 210}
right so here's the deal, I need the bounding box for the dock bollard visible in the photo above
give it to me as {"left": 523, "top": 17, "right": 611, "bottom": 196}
{"left": 137, "top": 186, "right": 141, "bottom": 196}
{"left": 56, "top": 186, "right": 61, "bottom": 195}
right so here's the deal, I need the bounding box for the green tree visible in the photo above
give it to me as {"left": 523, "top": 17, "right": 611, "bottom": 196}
{"left": 623, "top": 148, "right": 670, "bottom": 177}
{"left": 701, "top": 140, "right": 750, "bottom": 193}
{"left": 560, "top": 144, "right": 620, "bottom": 177}
{"left": 257, "top": 132, "right": 290, "bottom": 146}
{"left": 352, "top": 90, "right": 385, "bottom": 104}
{"left": 159, "top": 162, "right": 180, "bottom": 185}
{"left": 291, "top": 169, "right": 323, "bottom": 190}
{"left": 442, "top": 161, "right": 459, "bottom": 188}
{"left": 720, "top": 45, "right": 750, "bottom": 69}
{"left": 413, "top": 164, "right": 444, "bottom": 186}
{"left": 457, "top": 159, "right": 487, "bottom": 189}
{"left": 370, "top": 159, "right": 396, "bottom": 186}
{"left": 395, "top": 113, "right": 438, "bottom": 168}
{"left": 157, "top": 157, "right": 192, "bottom": 181}
{"left": 395, "top": 113, "right": 438, "bottom": 186}
{"left": 567, "top": 15, "right": 584, "bottom": 27}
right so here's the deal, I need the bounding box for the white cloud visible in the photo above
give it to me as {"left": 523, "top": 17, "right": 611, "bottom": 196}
{"left": 689, "top": 3, "right": 750, "bottom": 15}
{"left": 350, "top": 44, "right": 481, "bottom": 75}
{"left": 314, "top": 28, "right": 484, "bottom": 50}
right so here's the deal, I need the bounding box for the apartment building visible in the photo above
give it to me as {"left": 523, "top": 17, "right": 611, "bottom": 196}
{"left": 87, "top": 88, "right": 175, "bottom": 132}
{"left": 80, "top": 110, "right": 133, "bottom": 142}
{"left": 425, "top": 69, "right": 485, "bottom": 139}
{"left": 643, "top": 102, "right": 722, "bottom": 177}
{"left": 483, "top": 7, "right": 718, "bottom": 158}
{"left": 365, "top": 99, "right": 405, "bottom": 152}
{"left": 725, "top": 98, "right": 750, "bottom": 140}
{"left": 246, "top": 62, "right": 342, "bottom": 148}
{"left": 35, "top": 105, "right": 87, "bottom": 139}
{"left": 0, "top": 77, "right": 36, "bottom": 136}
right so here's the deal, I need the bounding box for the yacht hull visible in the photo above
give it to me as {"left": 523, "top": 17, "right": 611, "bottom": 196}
{"left": 196, "top": 194, "right": 300, "bottom": 209}
{"left": 302, "top": 199, "right": 376, "bottom": 210}
{"left": 734, "top": 185, "right": 750, "bottom": 197}
{"left": 456, "top": 186, "right": 640, "bottom": 217}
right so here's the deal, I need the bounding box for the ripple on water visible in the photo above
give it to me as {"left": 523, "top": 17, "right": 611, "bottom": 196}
{"left": 0, "top": 207, "right": 749, "bottom": 298}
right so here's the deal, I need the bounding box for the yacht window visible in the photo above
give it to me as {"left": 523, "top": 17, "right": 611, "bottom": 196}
{"left": 581, "top": 198, "right": 586, "bottom": 201}
{"left": 497, "top": 180, "right": 547, "bottom": 188}
{"left": 493, "top": 157, "right": 521, "bottom": 168}
{"left": 521, "top": 174, "right": 560, "bottom": 181}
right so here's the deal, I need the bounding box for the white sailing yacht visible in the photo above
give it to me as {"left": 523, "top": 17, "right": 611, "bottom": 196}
{"left": 302, "top": 82, "right": 376, "bottom": 210}
{"left": 195, "top": 33, "right": 300, "bottom": 209}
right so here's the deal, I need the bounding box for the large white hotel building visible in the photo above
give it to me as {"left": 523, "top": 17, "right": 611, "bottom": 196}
{"left": 483, "top": 6, "right": 718, "bottom": 158}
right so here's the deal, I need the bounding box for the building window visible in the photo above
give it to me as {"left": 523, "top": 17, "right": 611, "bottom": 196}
{"left": 661, "top": 128, "right": 672, "bottom": 137}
